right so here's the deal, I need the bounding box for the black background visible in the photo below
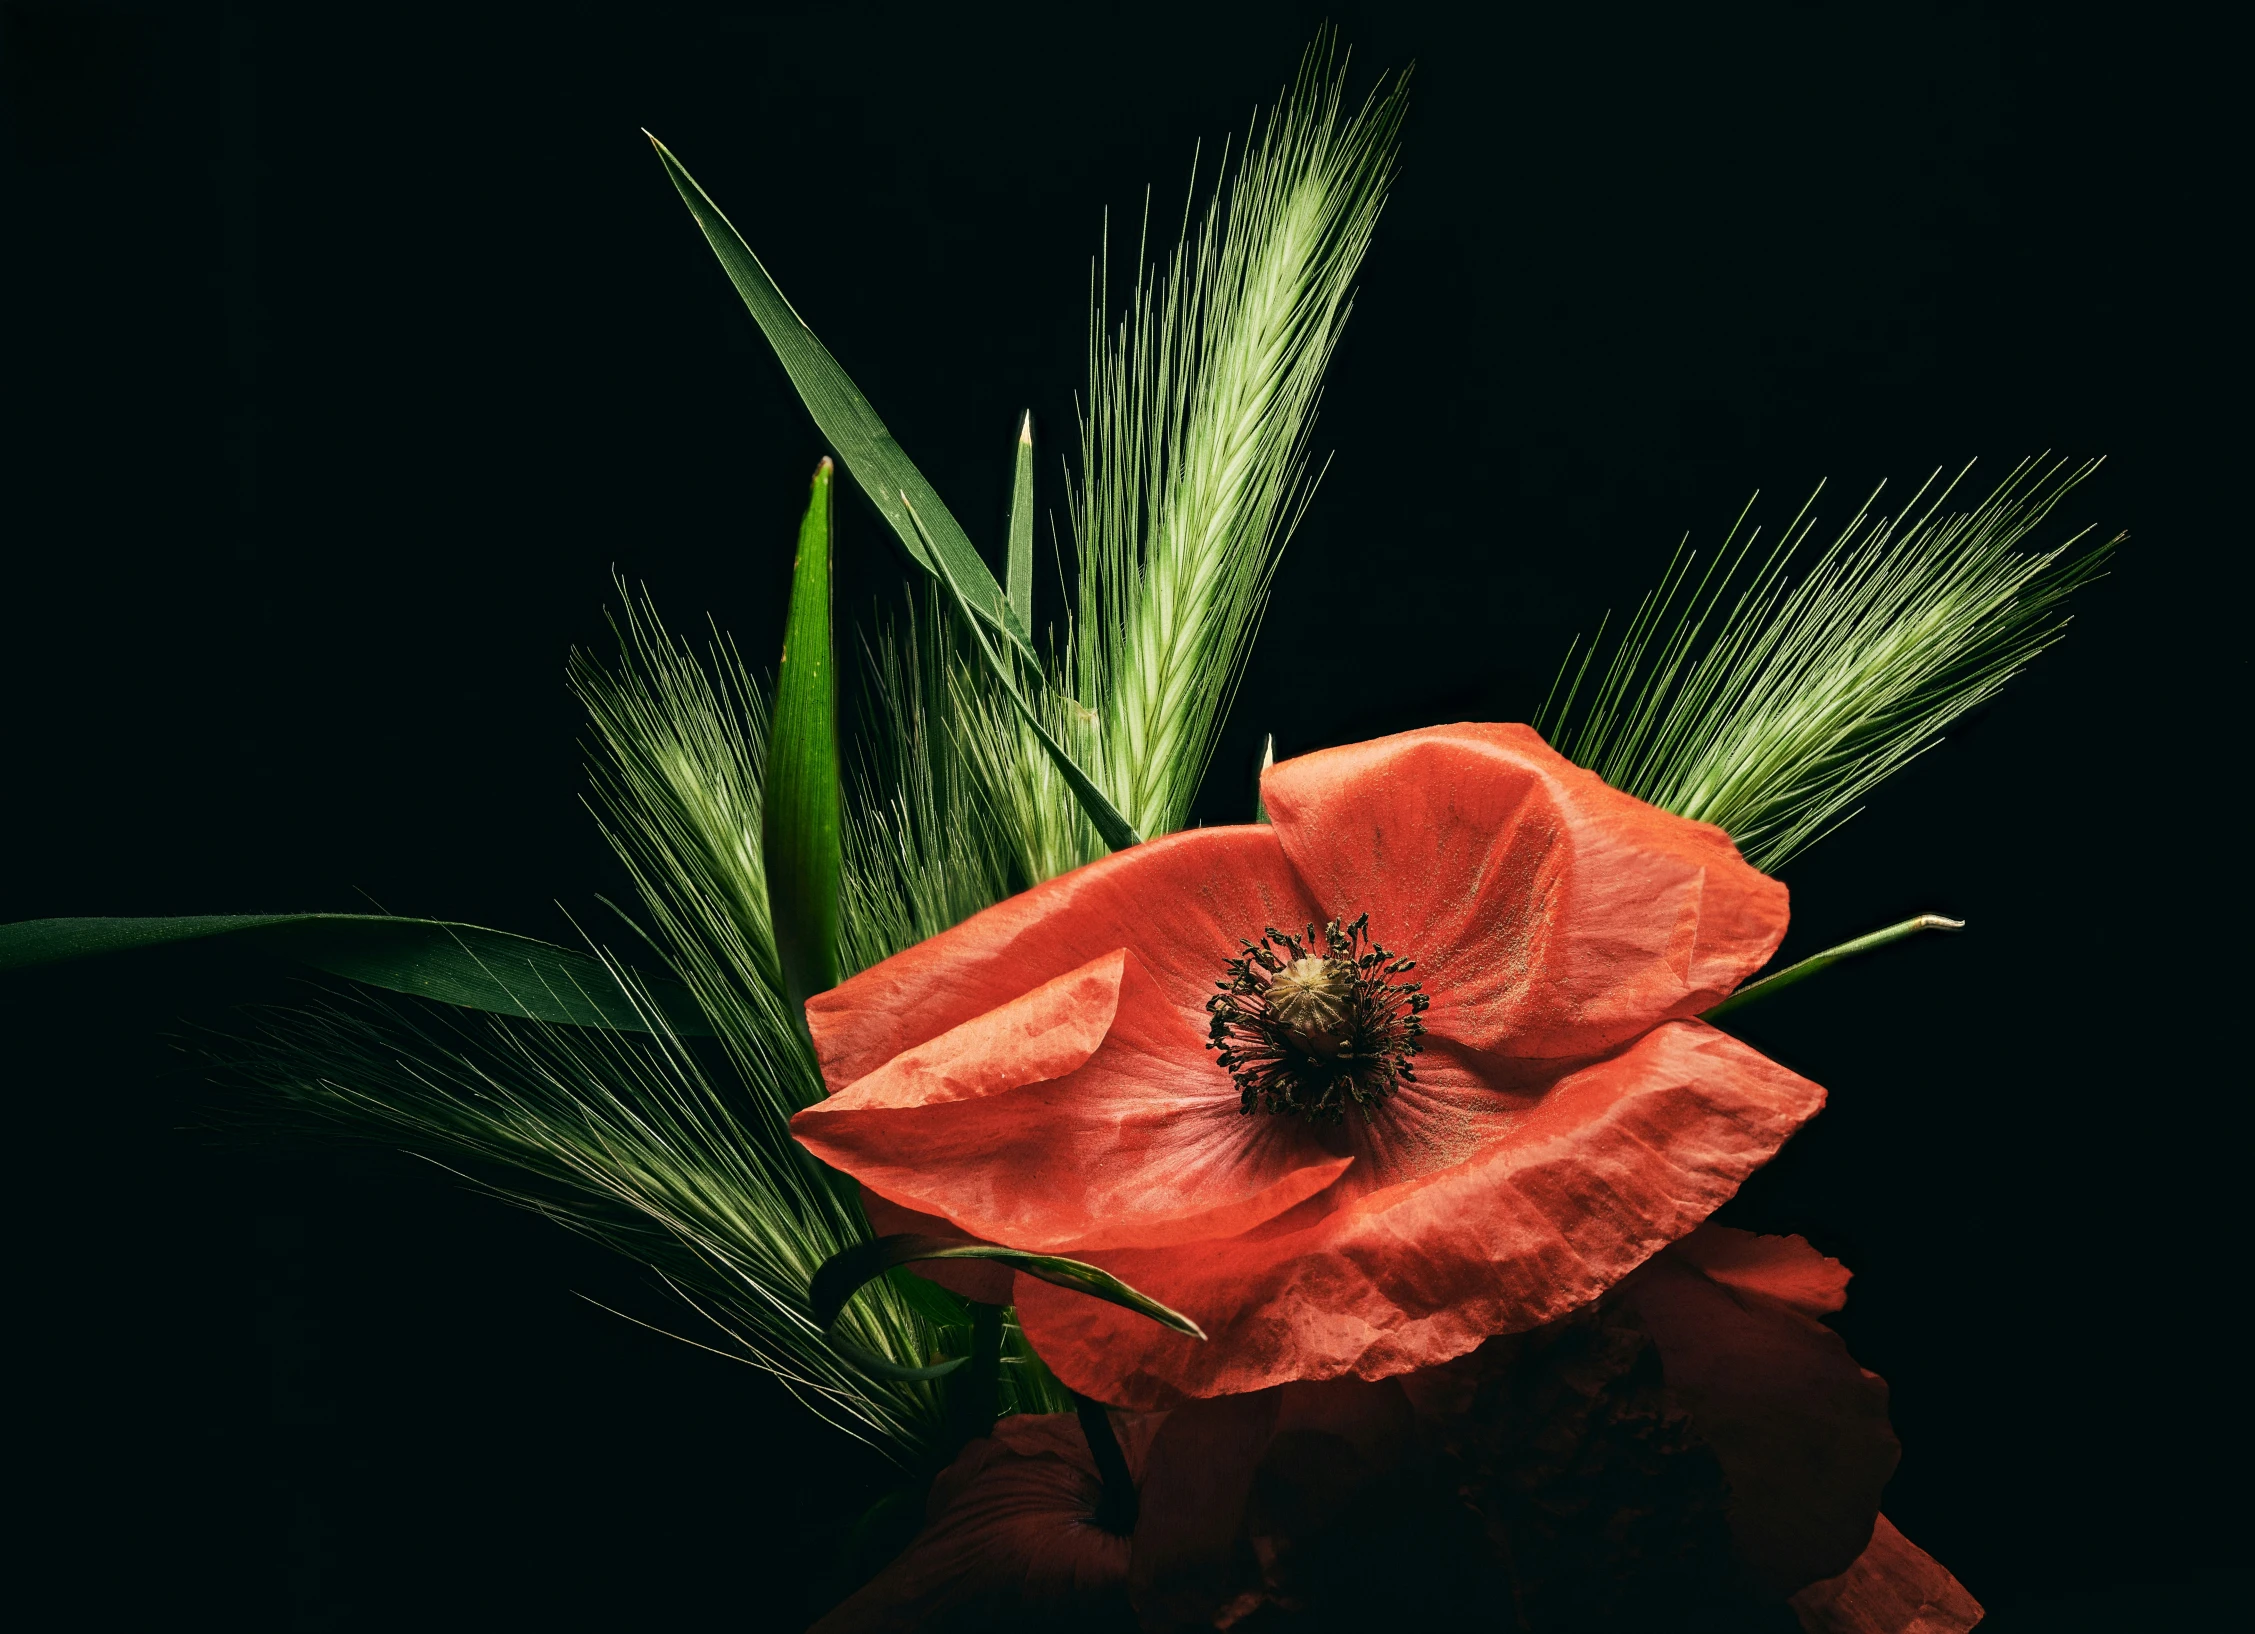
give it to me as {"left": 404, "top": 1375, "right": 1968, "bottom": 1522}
{"left": 4, "top": 2, "right": 2242, "bottom": 1629}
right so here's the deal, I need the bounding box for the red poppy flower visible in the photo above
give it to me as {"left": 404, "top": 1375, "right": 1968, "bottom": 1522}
{"left": 795, "top": 724, "right": 1822, "bottom": 1408}
{"left": 1606, "top": 1226, "right": 1903, "bottom": 1598}
{"left": 1154, "top": 1229, "right": 1954, "bottom": 1631}
{"left": 821, "top": 1231, "right": 1971, "bottom": 1634}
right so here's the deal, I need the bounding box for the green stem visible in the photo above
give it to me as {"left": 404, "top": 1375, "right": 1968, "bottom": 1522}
{"left": 1071, "top": 1392, "right": 1140, "bottom": 1535}
{"left": 946, "top": 1302, "right": 1004, "bottom": 1453}
{"left": 1702, "top": 913, "right": 1964, "bottom": 1019}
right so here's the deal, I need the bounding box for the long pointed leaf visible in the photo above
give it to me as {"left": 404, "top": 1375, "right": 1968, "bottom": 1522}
{"left": 0, "top": 914, "right": 710, "bottom": 1035}
{"left": 1006, "top": 411, "right": 1035, "bottom": 633}
{"left": 764, "top": 459, "right": 843, "bottom": 1012}
{"left": 646, "top": 133, "right": 1036, "bottom": 665}
{"left": 905, "top": 494, "right": 1142, "bottom": 853}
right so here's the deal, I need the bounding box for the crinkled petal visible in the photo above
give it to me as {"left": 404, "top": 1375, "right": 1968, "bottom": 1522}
{"left": 1670, "top": 1221, "right": 1853, "bottom": 1317}
{"left": 812, "top": 1414, "right": 1160, "bottom": 1634}
{"left": 1789, "top": 1515, "right": 1984, "bottom": 1634}
{"left": 808, "top": 826, "right": 1321, "bottom": 1092}
{"left": 1014, "top": 1020, "right": 1824, "bottom": 1407}
{"left": 1324, "top": 1036, "right": 1553, "bottom": 1199}
{"left": 1261, "top": 723, "right": 1789, "bottom": 1058}
{"left": 1620, "top": 1237, "right": 1901, "bottom": 1597}
{"left": 795, "top": 950, "right": 1350, "bottom": 1254}
{"left": 1127, "top": 1389, "right": 1281, "bottom": 1633}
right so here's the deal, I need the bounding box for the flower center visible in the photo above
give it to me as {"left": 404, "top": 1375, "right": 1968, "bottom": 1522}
{"left": 1206, "top": 914, "right": 1428, "bottom": 1124}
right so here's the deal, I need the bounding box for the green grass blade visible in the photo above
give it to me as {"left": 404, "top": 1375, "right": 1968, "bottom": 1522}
{"left": 0, "top": 913, "right": 709, "bottom": 1034}
{"left": 645, "top": 133, "right": 1035, "bottom": 665}
{"left": 1007, "top": 412, "right": 1035, "bottom": 634}
{"left": 907, "top": 495, "right": 1142, "bottom": 852}
{"left": 764, "top": 459, "right": 844, "bottom": 1011}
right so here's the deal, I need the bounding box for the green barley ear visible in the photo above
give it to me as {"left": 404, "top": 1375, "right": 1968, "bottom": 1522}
{"left": 236, "top": 992, "right": 949, "bottom": 1460}
{"left": 233, "top": 585, "right": 962, "bottom": 1468}
{"left": 838, "top": 588, "right": 1017, "bottom": 973}
{"left": 1073, "top": 35, "right": 1409, "bottom": 841}
{"left": 568, "top": 591, "right": 802, "bottom": 1086}
{"left": 1541, "top": 456, "right": 2118, "bottom": 872}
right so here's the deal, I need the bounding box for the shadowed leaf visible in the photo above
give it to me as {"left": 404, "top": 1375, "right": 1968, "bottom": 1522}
{"left": 0, "top": 914, "right": 709, "bottom": 1034}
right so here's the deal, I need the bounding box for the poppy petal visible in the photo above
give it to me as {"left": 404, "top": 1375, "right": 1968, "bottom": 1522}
{"left": 1669, "top": 1222, "right": 1853, "bottom": 1317}
{"left": 1013, "top": 1019, "right": 1824, "bottom": 1407}
{"left": 1127, "top": 1389, "right": 1281, "bottom": 1632}
{"left": 1787, "top": 1515, "right": 1984, "bottom": 1634}
{"left": 1261, "top": 723, "right": 1789, "bottom": 1058}
{"left": 808, "top": 825, "right": 1322, "bottom": 1092}
{"left": 1620, "top": 1241, "right": 1901, "bottom": 1597}
{"left": 1323, "top": 1035, "right": 1554, "bottom": 1200}
{"left": 795, "top": 949, "right": 1351, "bottom": 1254}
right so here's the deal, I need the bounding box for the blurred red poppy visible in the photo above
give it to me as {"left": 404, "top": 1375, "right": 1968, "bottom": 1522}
{"left": 817, "top": 1230, "right": 1977, "bottom": 1633}
{"left": 796, "top": 724, "right": 1821, "bottom": 1407}
{"left": 1789, "top": 1515, "right": 1984, "bottom": 1634}
{"left": 811, "top": 1411, "right": 1159, "bottom": 1634}
{"left": 1200, "top": 1228, "right": 1927, "bottom": 1627}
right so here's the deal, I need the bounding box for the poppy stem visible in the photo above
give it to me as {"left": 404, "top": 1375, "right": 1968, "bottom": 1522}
{"left": 1071, "top": 1391, "right": 1141, "bottom": 1535}
{"left": 946, "top": 1301, "right": 1004, "bottom": 1452}
{"left": 1703, "top": 913, "right": 1965, "bottom": 1019}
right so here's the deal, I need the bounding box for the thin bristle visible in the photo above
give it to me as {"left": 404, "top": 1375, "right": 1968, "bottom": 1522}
{"left": 1539, "top": 457, "right": 2116, "bottom": 872}
{"left": 238, "top": 988, "right": 950, "bottom": 1457}
{"left": 1071, "top": 36, "right": 1409, "bottom": 844}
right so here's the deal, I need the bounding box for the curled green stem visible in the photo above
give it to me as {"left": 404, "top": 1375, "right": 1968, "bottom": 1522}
{"left": 1704, "top": 913, "right": 1964, "bottom": 1019}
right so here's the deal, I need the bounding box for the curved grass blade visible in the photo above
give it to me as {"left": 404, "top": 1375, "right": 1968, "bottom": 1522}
{"left": 765, "top": 459, "right": 843, "bottom": 1013}
{"left": 1007, "top": 411, "right": 1035, "bottom": 633}
{"left": 0, "top": 914, "right": 709, "bottom": 1035}
{"left": 907, "top": 493, "right": 1142, "bottom": 853}
{"left": 645, "top": 133, "right": 1035, "bottom": 665}
{"left": 1703, "top": 913, "right": 1964, "bottom": 1020}
{"left": 813, "top": 1233, "right": 1206, "bottom": 1345}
